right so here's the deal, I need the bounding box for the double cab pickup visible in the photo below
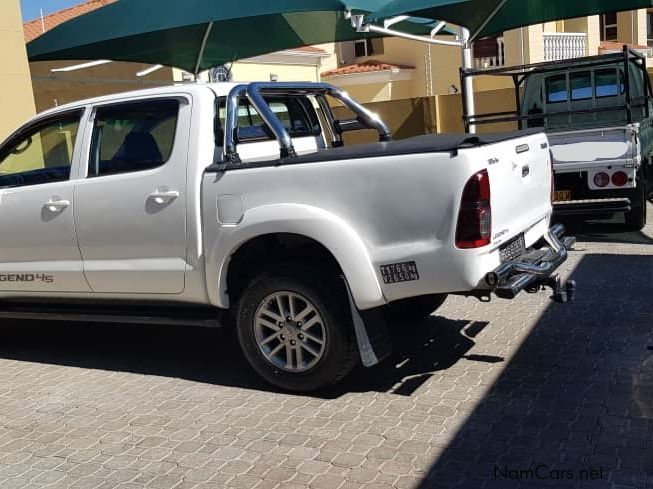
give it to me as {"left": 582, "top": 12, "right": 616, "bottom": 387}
{"left": 0, "top": 82, "right": 574, "bottom": 391}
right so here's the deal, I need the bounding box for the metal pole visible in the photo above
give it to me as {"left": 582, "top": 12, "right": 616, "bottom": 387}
{"left": 460, "top": 28, "right": 476, "bottom": 134}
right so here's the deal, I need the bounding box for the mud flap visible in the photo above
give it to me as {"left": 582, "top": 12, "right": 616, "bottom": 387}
{"left": 342, "top": 279, "right": 393, "bottom": 367}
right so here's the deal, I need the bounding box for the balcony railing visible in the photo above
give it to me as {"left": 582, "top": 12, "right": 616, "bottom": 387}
{"left": 474, "top": 37, "right": 505, "bottom": 69}
{"left": 544, "top": 32, "right": 587, "bottom": 62}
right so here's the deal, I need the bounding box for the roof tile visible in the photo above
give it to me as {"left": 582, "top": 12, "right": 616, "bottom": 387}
{"left": 322, "top": 60, "right": 414, "bottom": 77}
{"left": 24, "top": 0, "right": 116, "bottom": 43}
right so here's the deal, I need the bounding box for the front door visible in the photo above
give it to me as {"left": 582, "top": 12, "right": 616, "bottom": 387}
{"left": 74, "top": 97, "right": 189, "bottom": 294}
{"left": 0, "top": 110, "right": 90, "bottom": 293}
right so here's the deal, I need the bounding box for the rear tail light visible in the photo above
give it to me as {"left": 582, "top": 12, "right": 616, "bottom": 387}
{"left": 594, "top": 172, "right": 610, "bottom": 188}
{"left": 611, "top": 171, "right": 628, "bottom": 187}
{"left": 456, "top": 169, "right": 491, "bottom": 249}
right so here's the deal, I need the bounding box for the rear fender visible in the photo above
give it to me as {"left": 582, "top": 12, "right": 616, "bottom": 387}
{"left": 206, "top": 204, "right": 385, "bottom": 310}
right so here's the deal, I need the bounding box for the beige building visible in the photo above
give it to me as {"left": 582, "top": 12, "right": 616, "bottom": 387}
{"left": 323, "top": 10, "right": 653, "bottom": 104}
{"left": 0, "top": 0, "right": 36, "bottom": 141}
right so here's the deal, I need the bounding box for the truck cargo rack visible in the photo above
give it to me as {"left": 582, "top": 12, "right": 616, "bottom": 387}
{"left": 460, "top": 46, "right": 653, "bottom": 132}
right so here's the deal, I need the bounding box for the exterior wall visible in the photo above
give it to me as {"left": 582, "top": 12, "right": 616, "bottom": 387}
{"left": 565, "top": 16, "right": 601, "bottom": 56}
{"left": 503, "top": 25, "right": 544, "bottom": 66}
{"left": 230, "top": 62, "right": 320, "bottom": 83}
{"left": 332, "top": 97, "right": 437, "bottom": 145}
{"left": 617, "top": 10, "right": 648, "bottom": 46}
{"left": 0, "top": 0, "right": 36, "bottom": 140}
{"left": 437, "top": 88, "right": 517, "bottom": 134}
{"left": 30, "top": 61, "right": 175, "bottom": 113}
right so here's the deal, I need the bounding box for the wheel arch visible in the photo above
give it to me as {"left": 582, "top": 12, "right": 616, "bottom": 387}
{"left": 205, "top": 204, "right": 385, "bottom": 310}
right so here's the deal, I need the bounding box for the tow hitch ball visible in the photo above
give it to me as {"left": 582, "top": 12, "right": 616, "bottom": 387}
{"left": 527, "top": 276, "right": 577, "bottom": 303}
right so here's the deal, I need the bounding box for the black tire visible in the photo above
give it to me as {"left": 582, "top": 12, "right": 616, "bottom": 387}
{"left": 625, "top": 184, "right": 647, "bottom": 231}
{"left": 236, "top": 266, "right": 357, "bottom": 392}
{"left": 382, "top": 294, "right": 447, "bottom": 324}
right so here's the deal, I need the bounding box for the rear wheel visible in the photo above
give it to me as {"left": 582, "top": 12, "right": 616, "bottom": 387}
{"left": 625, "top": 184, "right": 647, "bottom": 231}
{"left": 382, "top": 294, "right": 447, "bottom": 324}
{"left": 236, "top": 266, "right": 357, "bottom": 392}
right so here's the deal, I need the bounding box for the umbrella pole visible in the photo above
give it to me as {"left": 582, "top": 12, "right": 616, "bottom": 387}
{"left": 460, "top": 28, "right": 476, "bottom": 134}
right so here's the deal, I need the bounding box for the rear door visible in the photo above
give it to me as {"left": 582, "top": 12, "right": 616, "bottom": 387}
{"left": 74, "top": 97, "right": 190, "bottom": 294}
{"left": 0, "top": 110, "right": 90, "bottom": 292}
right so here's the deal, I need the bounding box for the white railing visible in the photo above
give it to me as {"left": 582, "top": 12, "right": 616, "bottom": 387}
{"left": 544, "top": 32, "right": 587, "bottom": 62}
{"left": 474, "top": 36, "right": 505, "bottom": 69}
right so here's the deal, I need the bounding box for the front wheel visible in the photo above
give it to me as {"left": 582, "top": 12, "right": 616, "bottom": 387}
{"left": 236, "top": 267, "right": 357, "bottom": 392}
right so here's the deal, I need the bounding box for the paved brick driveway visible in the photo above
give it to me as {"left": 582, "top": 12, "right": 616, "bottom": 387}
{"left": 0, "top": 205, "right": 651, "bottom": 489}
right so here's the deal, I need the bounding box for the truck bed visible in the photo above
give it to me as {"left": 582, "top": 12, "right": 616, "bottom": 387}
{"left": 209, "top": 129, "right": 545, "bottom": 170}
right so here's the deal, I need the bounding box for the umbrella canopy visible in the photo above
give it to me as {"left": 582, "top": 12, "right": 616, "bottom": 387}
{"left": 369, "top": 0, "right": 653, "bottom": 40}
{"left": 27, "top": 0, "right": 445, "bottom": 74}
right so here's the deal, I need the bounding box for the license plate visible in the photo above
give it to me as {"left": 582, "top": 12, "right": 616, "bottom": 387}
{"left": 553, "top": 190, "right": 572, "bottom": 202}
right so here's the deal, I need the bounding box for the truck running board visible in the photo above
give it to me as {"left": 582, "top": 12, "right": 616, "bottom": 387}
{"left": 0, "top": 303, "right": 225, "bottom": 328}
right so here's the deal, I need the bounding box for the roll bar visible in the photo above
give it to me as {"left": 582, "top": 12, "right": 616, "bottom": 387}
{"left": 223, "top": 82, "right": 392, "bottom": 164}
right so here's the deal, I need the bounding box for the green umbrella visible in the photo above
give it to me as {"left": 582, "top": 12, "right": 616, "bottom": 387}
{"left": 27, "top": 0, "right": 446, "bottom": 74}
{"left": 369, "top": 0, "right": 653, "bottom": 40}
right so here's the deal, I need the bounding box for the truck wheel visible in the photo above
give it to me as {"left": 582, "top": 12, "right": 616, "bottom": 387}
{"left": 382, "top": 294, "right": 447, "bottom": 324}
{"left": 625, "top": 185, "right": 647, "bottom": 231}
{"left": 236, "top": 267, "right": 357, "bottom": 392}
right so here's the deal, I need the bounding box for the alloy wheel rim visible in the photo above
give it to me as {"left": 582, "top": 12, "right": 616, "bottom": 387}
{"left": 254, "top": 291, "right": 327, "bottom": 372}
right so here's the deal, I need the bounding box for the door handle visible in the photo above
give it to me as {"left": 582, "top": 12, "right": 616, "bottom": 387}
{"left": 44, "top": 198, "right": 70, "bottom": 212}
{"left": 149, "top": 189, "right": 180, "bottom": 205}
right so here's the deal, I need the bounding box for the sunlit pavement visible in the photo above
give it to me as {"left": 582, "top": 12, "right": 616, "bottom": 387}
{"left": 0, "top": 203, "right": 651, "bottom": 489}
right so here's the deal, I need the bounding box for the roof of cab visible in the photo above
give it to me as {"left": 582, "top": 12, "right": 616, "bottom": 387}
{"left": 36, "top": 82, "right": 241, "bottom": 119}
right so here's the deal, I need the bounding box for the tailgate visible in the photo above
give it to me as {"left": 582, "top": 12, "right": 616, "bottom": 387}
{"left": 548, "top": 125, "right": 636, "bottom": 172}
{"left": 483, "top": 132, "right": 552, "bottom": 247}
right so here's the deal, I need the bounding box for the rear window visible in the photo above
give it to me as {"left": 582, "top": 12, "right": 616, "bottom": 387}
{"left": 215, "top": 96, "right": 320, "bottom": 144}
{"left": 546, "top": 75, "right": 568, "bottom": 104}
{"left": 570, "top": 72, "right": 592, "bottom": 101}
{"left": 595, "top": 69, "right": 625, "bottom": 98}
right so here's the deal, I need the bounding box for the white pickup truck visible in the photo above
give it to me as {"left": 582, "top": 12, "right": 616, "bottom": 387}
{"left": 461, "top": 48, "right": 653, "bottom": 230}
{"left": 0, "top": 81, "right": 575, "bottom": 391}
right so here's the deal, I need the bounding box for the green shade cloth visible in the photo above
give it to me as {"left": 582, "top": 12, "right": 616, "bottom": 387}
{"left": 370, "top": 0, "right": 653, "bottom": 40}
{"left": 27, "top": 0, "right": 446, "bottom": 73}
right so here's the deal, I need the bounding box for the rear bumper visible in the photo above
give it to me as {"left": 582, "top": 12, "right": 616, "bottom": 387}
{"left": 485, "top": 224, "right": 576, "bottom": 302}
{"left": 553, "top": 198, "right": 631, "bottom": 216}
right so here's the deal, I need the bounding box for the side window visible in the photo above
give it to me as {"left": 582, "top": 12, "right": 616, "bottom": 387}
{"left": 570, "top": 72, "right": 592, "bottom": 101}
{"left": 89, "top": 99, "right": 179, "bottom": 177}
{"left": 0, "top": 111, "right": 82, "bottom": 189}
{"left": 546, "top": 75, "right": 568, "bottom": 104}
{"left": 215, "top": 96, "right": 320, "bottom": 144}
{"left": 595, "top": 69, "right": 625, "bottom": 98}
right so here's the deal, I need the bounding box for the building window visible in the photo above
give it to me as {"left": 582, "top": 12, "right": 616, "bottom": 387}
{"left": 600, "top": 12, "right": 618, "bottom": 41}
{"left": 354, "top": 39, "right": 374, "bottom": 57}
{"left": 647, "top": 11, "right": 653, "bottom": 46}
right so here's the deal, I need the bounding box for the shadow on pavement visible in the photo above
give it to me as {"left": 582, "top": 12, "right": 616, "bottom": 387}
{"left": 0, "top": 306, "right": 491, "bottom": 399}
{"left": 415, "top": 253, "right": 653, "bottom": 489}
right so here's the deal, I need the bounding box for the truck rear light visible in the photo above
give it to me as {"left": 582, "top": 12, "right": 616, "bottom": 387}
{"left": 611, "top": 171, "right": 628, "bottom": 187}
{"left": 593, "top": 172, "right": 610, "bottom": 188}
{"left": 456, "top": 169, "right": 492, "bottom": 249}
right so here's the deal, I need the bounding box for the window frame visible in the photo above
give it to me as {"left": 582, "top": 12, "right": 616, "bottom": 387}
{"left": 354, "top": 39, "right": 375, "bottom": 58}
{"left": 569, "top": 71, "right": 593, "bottom": 101}
{"left": 87, "top": 97, "right": 182, "bottom": 179}
{"left": 0, "top": 108, "right": 84, "bottom": 190}
{"left": 600, "top": 12, "right": 618, "bottom": 41}
{"left": 594, "top": 68, "right": 626, "bottom": 99}
{"left": 545, "top": 74, "right": 569, "bottom": 105}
